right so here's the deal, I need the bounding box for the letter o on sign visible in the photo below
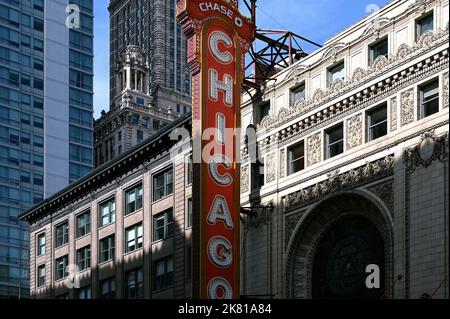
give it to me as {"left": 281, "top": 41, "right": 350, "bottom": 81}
{"left": 208, "top": 277, "right": 233, "bottom": 299}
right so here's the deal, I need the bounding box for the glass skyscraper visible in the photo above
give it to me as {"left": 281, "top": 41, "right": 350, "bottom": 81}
{"left": 0, "top": 0, "right": 93, "bottom": 298}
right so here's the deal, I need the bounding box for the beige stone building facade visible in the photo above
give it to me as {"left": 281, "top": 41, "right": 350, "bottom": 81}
{"left": 239, "top": 0, "right": 449, "bottom": 299}
{"left": 20, "top": 0, "right": 449, "bottom": 299}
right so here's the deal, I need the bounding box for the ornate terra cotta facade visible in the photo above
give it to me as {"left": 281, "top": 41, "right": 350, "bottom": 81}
{"left": 240, "top": 0, "right": 449, "bottom": 299}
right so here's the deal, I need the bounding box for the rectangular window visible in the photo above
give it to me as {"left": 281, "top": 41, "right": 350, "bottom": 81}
{"left": 290, "top": 83, "right": 305, "bottom": 106}
{"left": 153, "top": 256, "right": 174, "bottom": 291}
{"left": 125, "top": 223, "right": 143, "bottom": 253}
{"left": 37, "top": 233, "right": 46, "bottom": 256}
{"left": 137, "top": 130, "right": 144, "bottom": 141}
{"left": 99, "top": 198, "right": 115, "bottom": 226}
{"left": 100, "top": 277, "right": 116, "bottom": 299}
{"left": 77, "top": 286, "right": 91, "bottom": 299}
{"left": 187, "top": 154, "right": 193, "bottom": 185}
{"left": 76, "top": 246, "right": 91, "bottom": 271}
{"left": 153, "top": 209, "right": 174, "bottom": 241}
{"left": 153, "top": 168, "right": 173, "bottom": 201}
{"left": 99, "top": 235, "right": 115, "bottom": 263}
{"left": 367, "top": 103, "right": 388, "bottom": 141}
{"left": 55, "top": 222, "right": 69, "bottom": 248}
{"left": 327, "top": 61, "right": 345, "bottom": 86}
{"left": 258, "top": 101, "right": 270, "bottom": 124}
{"left": 419, "top": 79, "right": 439, "bottom": 119}
{"left": 76, "top": 211, "right": 91, "bottom": 238}
{"left": 126, "top": 268, "right": 144, "bottom": 299}
{"left": 125, "top": 184, "right": 143, "bottom": 215}
{"left": 55, "top": 255, "right": 68, "bottom": 280}
{"left": 416, "top": 12, "right": 434, "bottom": 40}
{"left": 37, "top": 265, "right": 45, "bottom": 288}
{"left": 288, "top": 142, "right": 305, "bottom": 175}
{"left": 326, "top": 124, "right": 344, "bottom": 159}
{"left": 369, "top": 37, "right": 388, "bottom": 65}
{"left": 187, "top": 198, "right": 193, "bottom": 229}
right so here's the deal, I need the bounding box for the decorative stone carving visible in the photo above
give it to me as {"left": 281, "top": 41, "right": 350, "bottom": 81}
{"left": 241, "top": 164, "right": 249, "bottom": 193}
{"left": 371, "top": 55, "right": 389, "bottom": 71}
{"left": 307, "top": 134, "right": 321, "bottom": 166}
{"left": 390, "top": 97, "right": 398, "bottom": 131}
{"left": 285, "top": 155, "right": 394, "bottom": 209}
{"left": 401, "top": 89, "right": 415, "bottom": 126}
{"left": 285, "top": 211, "right": 305, "bottom": 245}
{"left": 404, "top": 131, "right": 449, "bottom": 173}
{"left": 255, "top": 27, "right": 449, "bottom": 133}
{"left": 443, "top": 72, "right": 449, "bottom": 108}
{"left": 368, "top": 181, "right": 394, "bottom": 215}
{"left": 279, "top": 149, "right": 286, "bottom": 179}
{"left": 266, "top": 152, "right": 276, "bottom": 183}
{"left": 346, "top": 114, "right": 363, "bottom": 150}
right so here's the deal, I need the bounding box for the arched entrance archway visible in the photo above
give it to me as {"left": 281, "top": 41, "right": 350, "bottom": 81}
{"left": 286, "top": 192, "right": 393, "bottom": 299}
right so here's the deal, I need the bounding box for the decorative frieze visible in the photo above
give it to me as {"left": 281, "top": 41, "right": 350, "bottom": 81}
{"left": 284, "top": 155, "right": 394, "bottom": 209}
{"left": 307, "top": 134, "right": 322, "bottom": 166}
{"left": 400, "top": 89, "right": 415, "bottom": 126}
{"left": 241, "top": 164, "right": 249, "bottom": 193}
{"left": 346, "top": 113, "right": 363, "bottom": 150}
{"left": 279, "top": 149, "right": 286, "bottom": 179}
{"left": 390, "top": 97, "right": 398, "bottom": 131}
{"left": 266, "top": 152, "right": 276, "bottom": 183}
{"left": 443, "top": 72, "right": 449, "bottom": 108}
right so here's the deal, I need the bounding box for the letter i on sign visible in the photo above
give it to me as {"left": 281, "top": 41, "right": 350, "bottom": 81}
{"left": 177, "top": 0, "right": 255, "bottom": 299}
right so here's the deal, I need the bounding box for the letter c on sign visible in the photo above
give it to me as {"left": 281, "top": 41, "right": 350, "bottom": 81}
{"left": 209, "top": 31, "right": 233, "bottom": 64}
{"left": 208, "top": 277, "right": 233, "bottom": 299}
{"left": 209, "top": 154, "right": 233, "bottom": 186}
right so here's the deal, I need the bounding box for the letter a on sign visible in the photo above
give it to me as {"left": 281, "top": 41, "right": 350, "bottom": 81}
{"left": 177, "top": 0, "right": 255, "bottom": 299}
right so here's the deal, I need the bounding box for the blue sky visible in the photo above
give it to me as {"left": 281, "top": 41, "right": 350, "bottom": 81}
{"left": 93, "top": 0, "right": 391, "bottom": 118}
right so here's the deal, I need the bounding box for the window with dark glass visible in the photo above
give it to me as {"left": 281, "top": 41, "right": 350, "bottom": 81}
{"left": 367, "top": 103, "right": 388, "bottom": 141}
{"left": 77, "top": 286, "right": 91, "bottom": 299}
{"left": 187, "top": 154, "right": 193, "bottom": 185}
{"left": 290, "top": 83, "right": 305, "bottom": 106}
{"left": 126, "top": 223, "right": 143, "bottom": 253}
{"left": 55, "top": 222, "right": 69, "bottom": 247}
{"left": 126, "top": 268, "right": 144, "bottom": 299}
{"left": 76, "top": 211, "right": 90, "bottom": 238}
{"left": 153, "top": 168, "right": 173, "bottom": 201}
{"left": 416, "top": 12, "right": 434, "bottom": 40}
{"left": 153, "top": 256, "right": 174, "bottom": 291}
{"left": 99, "top": 198, "right": 115, "bottom": 226}
{"left": 326, "top": 124, "right": 344, "bottom": 159}
{"left": 419, "top": 79, "right": 439, "bottom": 119}
{"left": 37, "top": 233, "right": 45, "bottom": 256}
{"left": 327, "top": 61, "right": 345, "bottom": 86}
{"left": 288, "top": 142, "right": 305, "bottom": 175}
{"left": 187, "top": 198, "right": 193, "bottom": 229}
{"left": 153, "top": 209, "right": 174, "bottom": 241}
{"left": 125, "top": 184, "right": 143, "bottom": 215}
{"left": 37, "top": 265, "right": 45, "bottom": 287}
{"left": 100, "top": 277, "right": 116, "bottom": 299}
{"left": 99, "top": 235, "right": 115, "bottom": 263}
{"left": 76, "top": 245, "right": 91, "bottom": 271}
{"left": 258, "top": 101, "right": 270, "bottom": 124}
{"left": 369, "top": 37, "right": 388, "bottom": 65}
{"left": 55, "top": 255, "right": 68, "bottom": 280}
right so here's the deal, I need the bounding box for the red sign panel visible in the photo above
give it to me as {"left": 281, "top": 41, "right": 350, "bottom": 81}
{"left": 177, "top": 0, "right": 254, "bottom": 299}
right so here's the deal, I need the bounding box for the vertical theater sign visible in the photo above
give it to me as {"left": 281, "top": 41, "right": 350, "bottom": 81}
{"left": 177, "top": 0, "right": 255, "bottom": 299}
